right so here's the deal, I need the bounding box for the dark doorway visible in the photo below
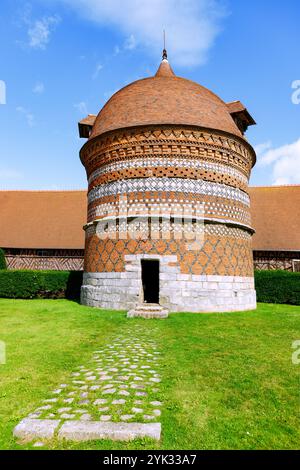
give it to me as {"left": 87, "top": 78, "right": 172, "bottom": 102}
{"left": 141, "top": 260, "right": 159, "bottom": 304}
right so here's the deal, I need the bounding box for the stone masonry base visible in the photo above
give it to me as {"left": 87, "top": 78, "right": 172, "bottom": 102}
{"left": 81, "top": 255, "right": 256, "bottom": 313}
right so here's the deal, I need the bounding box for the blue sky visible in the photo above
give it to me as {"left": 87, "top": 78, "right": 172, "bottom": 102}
{"left": 0, "top": 0, "right": 299, "bottom": 189}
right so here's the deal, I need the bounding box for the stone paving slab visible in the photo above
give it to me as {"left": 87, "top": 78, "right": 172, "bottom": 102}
{"left": 13, "top": 419, "right": 61, "bottom": 440}
{"left": 13, "top": 326, "right": 162, "bottom": 443}
{"left": 58, "top": 421, "right": 161, "bottom": 441}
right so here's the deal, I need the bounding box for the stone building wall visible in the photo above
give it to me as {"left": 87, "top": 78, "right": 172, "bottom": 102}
{"left": 82, "top": 254, "right": 256, "bottom": 313}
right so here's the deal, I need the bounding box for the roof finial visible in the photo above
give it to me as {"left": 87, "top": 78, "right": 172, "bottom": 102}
{"left": 162, "top": 30, "right": 167, "bottom": 60}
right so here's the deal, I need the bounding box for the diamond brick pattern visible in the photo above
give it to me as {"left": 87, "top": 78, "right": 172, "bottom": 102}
{"left": 84, "top": 228, "right": 253, "bottom": 277}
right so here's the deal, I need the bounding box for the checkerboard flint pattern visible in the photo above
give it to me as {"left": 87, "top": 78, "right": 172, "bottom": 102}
{"left": 87, "top": 192, "right": 251, "bottom": 227}
{"left": 88, "top": 178, "right": 250, "bottom": 206}
{"left": 87, "top": 157, "right": 249, "bottom": 192}
{"left": 88, "top": 157, "right": 248, "bottom": 186}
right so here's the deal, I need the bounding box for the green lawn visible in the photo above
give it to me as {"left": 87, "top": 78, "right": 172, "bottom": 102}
{"left": 0, "top": 299, "right": 299, "bottom": 450}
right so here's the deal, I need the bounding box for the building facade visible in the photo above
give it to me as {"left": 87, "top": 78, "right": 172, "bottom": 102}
{"left": 78, "top": 55, "right": 257, "bottom": 313}
{"left": 0, "top": 190, "right": 85, "bottom": 271}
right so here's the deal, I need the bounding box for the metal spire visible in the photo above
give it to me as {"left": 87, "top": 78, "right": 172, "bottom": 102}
{"left": 162, "top": 30, "right": 167, "bottom": 60}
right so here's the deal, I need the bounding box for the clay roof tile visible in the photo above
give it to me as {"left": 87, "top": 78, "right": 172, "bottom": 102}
{"left": 86, "top": 58, "right": 249, "bottom": 140}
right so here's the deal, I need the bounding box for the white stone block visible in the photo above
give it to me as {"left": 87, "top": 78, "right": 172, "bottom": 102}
{"left": 160, "top": 273, "right": 177, "bottom": 281}
{"left": 176, "top": 274, "right": 191, "bottom": 281}
{"left": 125, "top": 264, "right": 140, "bottom": 272}
{"left": 124, "top": 255, "right": 138, "bottom": 261}
{"left": 191, "top": 275, "right": 207, "bottom": 281}
{"left": 58, "top": 420, "right": 161, "bottom": 441}
{"left": 204, "top": 282, "right": 218, "bottom": 290}
{"left": 218, "top": 283, "right": 234, "bottom": 290}
{"left": 14, "top": 419, "right": 61, "bottom": 440}
{"left": 120, "top": 271, "right": 138, "bottom": 279}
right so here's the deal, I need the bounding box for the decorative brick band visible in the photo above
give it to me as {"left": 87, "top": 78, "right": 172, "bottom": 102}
{"left": 88, "top": 178, "right": 250, "bottom": 206}
{"left": 88, "top": 157, "right": 248, "bottom": 185}
{"left": 80, "top": 126, "right": 255, "bottom": 178}
{"left": 6, "top": 255, "right": 83, "bottom": 271}
{"left": 85, "top": 219, "right": 252, "bottom": 240}
{"left": 88, "top": 157, "right": 248, "bottom": 192}
{"left": 87, "top": 192, "right": 251, "bottom": 226}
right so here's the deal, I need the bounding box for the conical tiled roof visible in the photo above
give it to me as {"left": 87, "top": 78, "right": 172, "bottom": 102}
{"left": 155, "top": 58, "right": 175, "bottom": 77}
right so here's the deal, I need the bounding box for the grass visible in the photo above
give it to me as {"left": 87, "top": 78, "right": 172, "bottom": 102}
{"left": 0, "top": 299, "right": 299, "bottom": 450}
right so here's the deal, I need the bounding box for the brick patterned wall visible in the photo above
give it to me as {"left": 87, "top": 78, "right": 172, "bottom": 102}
{"left": 80, "top": 125, "right": 256, "bottom": 311}
{"left": 5, "top": 251, "right": 298, "bottom": 273}
{"left": 81, "top": 126, "right": 255, "bottom": 179}
{"left": 6, "top": 254, "right": 84, "bottom": 270}
{"left": 84, "top": 223, "right": 253, "bottom": 277}
{"left": 253, "top": 251, "right": 300, "bottom": 272}
{"left": 82, "top": 125, "right": 254, "bottom": 274}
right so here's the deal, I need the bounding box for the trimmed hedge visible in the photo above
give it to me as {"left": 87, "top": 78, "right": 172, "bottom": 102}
{"left": 0, "top": 268, "right": 299, "bottom": 306}
{"left": 0, "top": 248, "right": 7, "bottom": 270}
{"left": 0, "top": 270, "right": 83, "bottom": 300}
{"left": 255, "top": 270, "right": 300, "bottom": 305}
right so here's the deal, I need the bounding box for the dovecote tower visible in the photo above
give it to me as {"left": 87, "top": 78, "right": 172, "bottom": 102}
{"left": 78, "top": 52, "right": 257, "bottom": 314}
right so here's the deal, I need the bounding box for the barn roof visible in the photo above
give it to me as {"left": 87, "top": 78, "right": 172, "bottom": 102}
{"left": 0, "top": 186, "right": 299, "bottom": 251}
{"left": 0, "top": 190, "right": 86, "bottom": 249}
{"left": 249, "top": 185, "right": 300, "bottom": 252}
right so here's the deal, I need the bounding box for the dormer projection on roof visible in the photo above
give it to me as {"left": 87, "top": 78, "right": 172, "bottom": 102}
{"left": 78, "top": 114, "right": 96, "bottom": 138}
{"left": 226, "top": 101, "right": 256, "bottom": 135}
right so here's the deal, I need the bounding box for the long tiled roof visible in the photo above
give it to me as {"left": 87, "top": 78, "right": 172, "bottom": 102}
{"left": 249, "top": 185, "right": 300, "bottom": 251}
{"left": 0, "top": 191, "right": 86, "bottom": 249}
{"left": 0, "top": 186, "right": 299, "bottom": 251}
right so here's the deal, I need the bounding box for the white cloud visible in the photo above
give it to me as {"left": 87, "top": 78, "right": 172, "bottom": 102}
{"left": 16, "top": 106, "right": 35, "bottom": 127}
{"left": 74, "top": 101, "right": 88, "bottom": 114}
{"left": 28, "top": 15, "right": 60, "bottom": 49}
{"left": 92, "top": 63, "right": 103, "bottom": 80}
{"left": 124, "top": 34, "right": 137, "bottom": 50}
{"left": 58, "top": 0, "right": 228, "bottom": 66}
{"left": 254, "top": 141, "right": 272, "bottom": 157}
{"left": 33, "top": 82, "right": 45, "bottom": 94}
{"left": 256, "top": 138, "right": 300, "bottom": 185}
{"left": 0, "top": 80, "right": 6, "bottom": 105}
{"left": 113, "top": 45, "right": 121, "bottom": 56}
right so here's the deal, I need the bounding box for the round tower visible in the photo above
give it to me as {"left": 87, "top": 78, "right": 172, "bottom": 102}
{"left": 79, "top": 54, "right": 257, "bottom": 313}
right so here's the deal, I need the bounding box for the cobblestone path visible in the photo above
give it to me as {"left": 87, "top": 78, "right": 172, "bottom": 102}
{"left": 14, "top": 325, "right": 162, "bottom": 442}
